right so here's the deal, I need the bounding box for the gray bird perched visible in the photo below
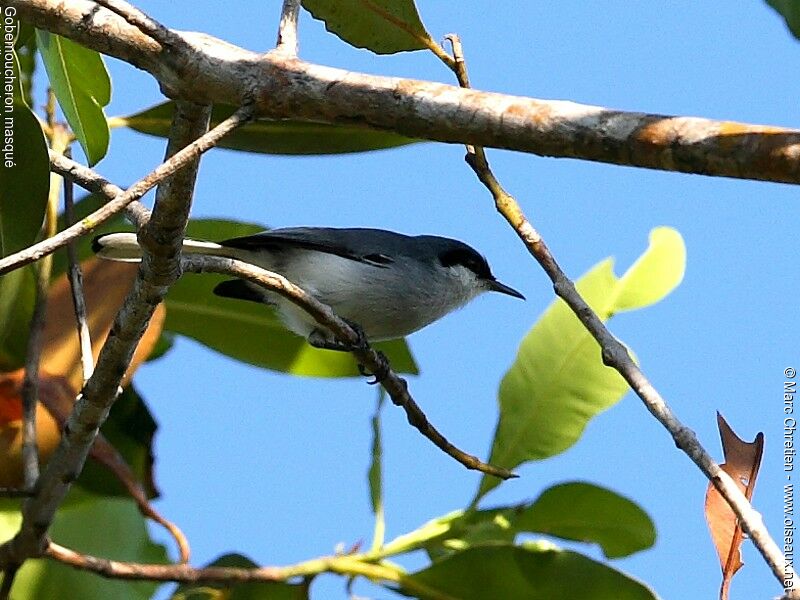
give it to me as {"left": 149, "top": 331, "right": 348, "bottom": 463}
{"left": 93, "top": 227, "right": 524, "bottom": 350}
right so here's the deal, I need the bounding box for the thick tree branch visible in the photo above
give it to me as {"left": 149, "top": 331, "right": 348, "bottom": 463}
{"left": 10, "top": 0, "right": 800, "bottom": 184}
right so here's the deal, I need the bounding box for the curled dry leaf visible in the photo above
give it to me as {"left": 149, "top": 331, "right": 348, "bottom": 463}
{"left": 704, "top": 412, "right": 764, "bottom": 600}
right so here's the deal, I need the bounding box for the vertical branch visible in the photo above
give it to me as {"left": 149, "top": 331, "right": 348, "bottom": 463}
{"left": 275, "top": 0, "right": 301, "bottom": 56}
{"left": 19, "top": 125, "right": 70, "bottom": 490}
{"left": 62, "top": 150, "right": 94, "bottom": 384}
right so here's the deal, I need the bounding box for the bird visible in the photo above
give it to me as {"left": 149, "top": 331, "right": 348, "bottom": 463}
{"left": 93, "top": 227, "right": 524, "bottom": 350}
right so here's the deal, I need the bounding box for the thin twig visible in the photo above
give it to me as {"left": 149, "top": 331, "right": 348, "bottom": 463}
{"left": 46, "top": 542, "right": 451, "bottom": 599}
{"left": 0, "top": 101, "right": 254, "bottom": 277}
{"left": 91, "top": 0, "right": 185, "bottom": 51}
{"left": 274, "top": 0, "right": 301, "bottom": 56}
{"left": 181, "top": 254, "right": 516, "bottom": 481}
{"left": 63, "top": 150, "right": 94, "bottom": 384}
{"left": 19, "top": 129, "right": 69, "bottom": 490}
{"left": 441, "top": 33, "right": 798, "bottom": 596}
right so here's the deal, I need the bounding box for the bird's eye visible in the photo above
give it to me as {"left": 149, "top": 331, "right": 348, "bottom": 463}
{"left": 439, "top": 248, "right": 490, "bottom": 278}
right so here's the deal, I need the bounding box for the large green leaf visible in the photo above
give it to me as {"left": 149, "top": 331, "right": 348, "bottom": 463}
{"left": 388, "top": 482, "right": 654, "bottom": 562}
{"left": 164, "top": 220, "right": 418, "bottom": 377}
{"left": 404, "top": 543, "right": 657, "bottom": 600}
{"left": 475, "top": 228, "right": 686, "bottom": 502}
{"left": 0, "top": 492, "right": 167, "bottom": 599}
{"left": 516, "top": 482, "right": 656, "bottom": 559}
{"left": 302, "top": 0, "right": 431, "bottom": 54}
{"left": 767, "top": 0, "right": 800, "bottom": 39}
{"left": 116, "top": 102, "right": 417, "bottom": 155}
{"left": 0, "top": 103, "right": 49, "bottom": 257}
{"left": 172, "top": 554, "right": 309, "bottom": 599}
{"left": 36, "top": 31, "right": 110, "bottom": 165}
{"left": 0, "top": 266, "right": 35, "bottom": 370}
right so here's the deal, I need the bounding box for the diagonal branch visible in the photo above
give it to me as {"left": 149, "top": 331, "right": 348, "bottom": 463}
{"left": 182, "top": 254, "right": 515, "bottom": 481}
{"left": 11, "top": 0, "right": 800, "bottom": 185}
{"left": 0, "top": 101, "right": 254, "bottom": 277}
{"left": 442, "top": 34, "right": 798, "bottom": 597}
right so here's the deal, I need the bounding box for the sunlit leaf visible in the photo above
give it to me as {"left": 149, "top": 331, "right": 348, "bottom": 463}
{"left": 36, "top": 31, "right": 111, "bottom": 165}
{"left": 117, "top": 102, "right": 417, "bottom": 155}
{"left": 475, "top": 227, "right": 685, "bottom": 502}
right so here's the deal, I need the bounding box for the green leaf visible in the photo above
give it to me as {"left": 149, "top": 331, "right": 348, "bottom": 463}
{"left": 0, "top": 267, "right": 35, "bottom": 370}
{"left": 767, "top": 0, "right": 800, "bottom": 39}
{"left": 613, "top": 228, "right": 685, "bottom": 312}
{"left": 36, "top": 31, "right": 111, "bottom": 165}
{"left": 172, "top": 554, "right": 309, "bottom": 600}
{"left": 0, "top": 493, "right": 167, "bottom": 599}
{"left": 302, "top": 0, "right": 432, "bottom": 54}
{"left": 404, "top": 544, "right": 657, "bottom": 600}
{"left": 116, "top": 102, "right": 417, "bottom": 155}
{"left": 517, "top": 482, "right": 656, "bottom": 559}
{"left": 0, "top": 103, "right": 49, "bottom": 257}
{"left": 164, "top": 219, "right": 418, "bottom": 377}
{"left": 475, "top": 227, "right": 685, "bottom": 502}
{"left": 396, "top": 483, "right": 654, "bottom": 562}
{"left": 368, "top": 389, "right": 386, "bottom": 551}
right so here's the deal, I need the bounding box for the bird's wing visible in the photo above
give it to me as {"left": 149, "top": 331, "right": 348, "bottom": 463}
{"left": 218, "top": 227, "right": 401, "bottom": 267}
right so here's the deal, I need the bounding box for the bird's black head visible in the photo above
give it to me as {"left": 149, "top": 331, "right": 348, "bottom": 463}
{"left": 436, "top": 242, "right": 525, "bottom": 300}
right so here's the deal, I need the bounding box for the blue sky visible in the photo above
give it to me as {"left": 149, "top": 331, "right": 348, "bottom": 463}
{"left": 50, "top": 3, "right": 800, "bottom": 599}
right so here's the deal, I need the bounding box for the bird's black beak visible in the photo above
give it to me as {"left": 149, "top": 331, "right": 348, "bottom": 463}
{"left": 487, "top": 279, "right": 525, "bottom": 300}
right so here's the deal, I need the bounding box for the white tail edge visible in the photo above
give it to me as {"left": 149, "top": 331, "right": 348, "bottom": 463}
{"left": 92, "top": 233, "right": 229, "bottom": 262}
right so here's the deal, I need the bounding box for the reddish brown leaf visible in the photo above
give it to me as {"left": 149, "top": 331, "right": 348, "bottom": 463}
{"left": 0, "top": 370, "right": 69, "bottom": 487}
{"left": 704, "top": 412, "right": 764, "bottom": 600}
{"left": 41, "top": 258, "right": 166, "bottom": 391}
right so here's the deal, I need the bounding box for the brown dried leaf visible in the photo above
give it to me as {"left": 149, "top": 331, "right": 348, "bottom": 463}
{"left": 40, "top": 258, "right": 165, "bottom": 391}
{"left": 0, "top": 369, "right": 69, "bottom": 487}
{"left": 704, "top": 412, "right": 764, "bottom": 600}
